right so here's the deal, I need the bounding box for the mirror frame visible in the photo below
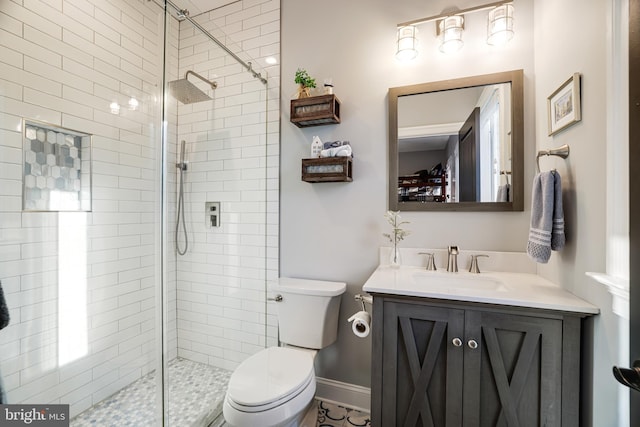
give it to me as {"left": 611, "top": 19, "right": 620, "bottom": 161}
{"left": 389, "top": 69, "right": 524, "bottom": 212}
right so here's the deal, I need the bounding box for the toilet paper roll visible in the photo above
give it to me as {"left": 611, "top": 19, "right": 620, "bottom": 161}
{"left": 348, "top": 311, "right": 371, "bottom": 338}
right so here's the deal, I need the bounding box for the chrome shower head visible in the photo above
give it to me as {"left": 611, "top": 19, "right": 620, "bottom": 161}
{"left": 168, "top": 70, "right": 217, "bottom": 104}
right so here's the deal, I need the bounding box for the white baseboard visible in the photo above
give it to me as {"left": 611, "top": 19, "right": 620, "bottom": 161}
{"left": 315, "top": 377, "right": 371, "bottom": 413}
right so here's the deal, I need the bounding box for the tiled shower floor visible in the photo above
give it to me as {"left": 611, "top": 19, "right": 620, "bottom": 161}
{"left": 71, "top": 357, "right": 371, "bottom": 427}
{"left": 71, "top": 358, "right": 231, "bottom": 427}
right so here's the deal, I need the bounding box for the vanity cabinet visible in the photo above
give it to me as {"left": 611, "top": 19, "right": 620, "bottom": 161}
{"left": 371, "top": 294, "right": 584, "bottom": 427}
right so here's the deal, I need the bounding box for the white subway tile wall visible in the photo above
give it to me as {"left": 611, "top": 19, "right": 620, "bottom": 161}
{"left": 0, "top": 0, "right": 279, "bottom": 419}
{"left": 0, "top": 0, "right": 171, "bottom": 417}
{"left": 173, "top": 0, "right": 280, "bottom": 372}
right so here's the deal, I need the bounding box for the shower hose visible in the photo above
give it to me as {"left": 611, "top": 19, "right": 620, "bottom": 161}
{"left": 176, "top": 142, "right": 188, "bottom": 256}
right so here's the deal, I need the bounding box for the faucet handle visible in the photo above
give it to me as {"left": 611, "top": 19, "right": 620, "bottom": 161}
{"left": 469, "top": 254, "right": 489, "bottom": 274}
{"left": 418, "top": 252, "right": 437, "bottom": 271}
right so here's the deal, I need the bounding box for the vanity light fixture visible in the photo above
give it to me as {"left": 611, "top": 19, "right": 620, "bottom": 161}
{"left": 395, "top": 25, "right": 419, "bottom": 61}
{"left": 396, "top": 0, "right": 514, "bottom": 60}
{"left": 487, "top": 3, "right": 514, "bottom": 46}
{"left": 437, "top": 16, "right": 465, "bottom": 53}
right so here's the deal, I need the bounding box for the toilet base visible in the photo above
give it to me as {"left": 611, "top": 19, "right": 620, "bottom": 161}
{"left": 298, "top": 401, "right": 318, "bottom": 427}
{"left": 223, "top": 401, "right": 313, "bottom": 427}
{"left": 222, "top": 379, "right": 316, "bottom": 427}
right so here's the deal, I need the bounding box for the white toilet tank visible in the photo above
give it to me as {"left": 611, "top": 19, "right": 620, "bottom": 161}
{"left": 273, "top": 277, "right": 346, "bottom": 349}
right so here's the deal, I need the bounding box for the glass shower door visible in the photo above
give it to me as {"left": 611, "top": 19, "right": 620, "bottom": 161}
{"left": 160, "top": 1, "right": 276, "bottom": 425}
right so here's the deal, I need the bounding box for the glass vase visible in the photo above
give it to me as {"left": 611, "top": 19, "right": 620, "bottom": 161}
{"left": 390, "top": 246, "right": 401, "bottom": 268}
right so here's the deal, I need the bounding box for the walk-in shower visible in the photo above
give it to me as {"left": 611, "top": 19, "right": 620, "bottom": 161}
{"left": 169, "top": 70, "right": 218, "bottom": 255}
{"left": 0, "top": 0, "right": 277, "bottom": 425}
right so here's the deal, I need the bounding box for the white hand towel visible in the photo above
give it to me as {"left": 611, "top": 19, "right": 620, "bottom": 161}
{"left": 551, "top": 172, "right": 565, "bottom": 250}
{"left": 527, "top": 172, "right": 555, "bottom": 263}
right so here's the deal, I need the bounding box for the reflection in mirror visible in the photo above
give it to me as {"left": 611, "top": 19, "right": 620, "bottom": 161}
{"left": 389, "top": 70, "right": 523, "bottom": 212}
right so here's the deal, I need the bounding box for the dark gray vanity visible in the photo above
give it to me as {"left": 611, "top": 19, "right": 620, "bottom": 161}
{"left": 371, "top": 294, "right": 590, "bottom": 427}
{"left": 363, "top": 260, "right": 598, "bottom": 427}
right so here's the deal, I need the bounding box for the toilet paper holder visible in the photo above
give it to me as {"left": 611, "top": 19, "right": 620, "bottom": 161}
{"left": 354, "top": 293, "right": 373, "bottom": 312}
{"left": 350, "top": 294, "right": 373, "bottom": 338}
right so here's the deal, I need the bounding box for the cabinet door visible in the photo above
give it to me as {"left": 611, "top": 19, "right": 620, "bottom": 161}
{"left": 463, "top": 310, "right": 563, "bottom": 427}
{"left": 381, "top": 301, "right": 465, "bottom": 427}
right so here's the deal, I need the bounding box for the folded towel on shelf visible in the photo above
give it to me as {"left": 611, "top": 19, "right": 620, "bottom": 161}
{"left": 527, "top": 171, "right": 556, "bottom": 263}
{"left": 0, "top": 280, "right": 9, "bottom": 330}
{"left": 320, "top": 144, "right": 352, "bottom": 158}
{"left": 323, "top": 140, "right": 350, "bottom": 149}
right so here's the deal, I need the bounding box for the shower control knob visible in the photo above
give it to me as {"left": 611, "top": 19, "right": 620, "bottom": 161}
{"left": 468, "top": 339, "right": 479, "bottom": 349}
{"left": 452, "top": 337, "right": 462, "bottom": 347}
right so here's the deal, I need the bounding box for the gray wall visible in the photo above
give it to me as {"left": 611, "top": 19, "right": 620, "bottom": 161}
{"left": 281, "top": 0, "right": 535, "bottom": 386}
{"left": 281, "top": 0, "right": 621, "bottom": 423}
{"left": 533, "top": 0, "right": 623, "bottom": 425}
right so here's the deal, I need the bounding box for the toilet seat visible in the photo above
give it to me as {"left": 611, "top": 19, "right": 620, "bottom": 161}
{"left": 226, "top": 347, "right": 315, "bottom": 412}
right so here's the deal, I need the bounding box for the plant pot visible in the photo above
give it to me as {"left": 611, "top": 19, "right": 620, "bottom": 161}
{"left": 297, "top": 85, "right": 311, "bottom": 99}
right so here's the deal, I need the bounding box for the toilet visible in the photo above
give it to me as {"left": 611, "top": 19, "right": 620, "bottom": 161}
{"left": 223, "top": 277, "right": 346, "bottom": 427}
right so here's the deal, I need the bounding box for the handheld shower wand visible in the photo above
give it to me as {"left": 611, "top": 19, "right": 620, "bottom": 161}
{"left": 176, "top": 140, "right": 188, "bottom": 255}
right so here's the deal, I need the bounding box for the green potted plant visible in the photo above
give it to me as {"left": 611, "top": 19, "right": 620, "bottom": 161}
{"left": 294, "top": 68, "right": 316, "bottom": 98}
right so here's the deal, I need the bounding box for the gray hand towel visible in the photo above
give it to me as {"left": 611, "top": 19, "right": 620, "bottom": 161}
{"left": 551, "top": 172, "right": 565, "bottom": 250}
{"left": 496, "top": 183, "right": 511, "bottom": 202}
{"left": 0, "top": 368, "right": 5, "bottom": 404}
{"left": 527, "top": 172, "right": 555, "bottom": 263}
{"left": 0, "top": 280, "right": 9, "bottom": 330}
{"left": 0, "top": 280, "right": 8, "bottom": 404}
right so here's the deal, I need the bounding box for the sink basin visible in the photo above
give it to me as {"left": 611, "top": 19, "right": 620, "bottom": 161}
{"left": 411, "top": 271, "right": 508, "bottom": 293}
{"left": 362, "top": 265, "right": 600, "bottom": 314}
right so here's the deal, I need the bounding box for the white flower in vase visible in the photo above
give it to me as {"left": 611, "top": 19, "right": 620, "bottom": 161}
{"left": 383, "top": 210, "right": 410, "bottom": 267}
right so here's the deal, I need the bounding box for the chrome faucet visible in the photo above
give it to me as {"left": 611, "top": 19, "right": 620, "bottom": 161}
{"left": 469, "top": 254, "right": 489, "bottom": 274}
{"left": 419, "top": 252, "right": 437, "bottom": 271}
{"left": 447, "top": 246, "right": 459, "bottom": 272}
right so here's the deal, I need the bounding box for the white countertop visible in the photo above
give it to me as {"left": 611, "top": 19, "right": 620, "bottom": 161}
{"left": 363, "top": 265, "right": 599, "bottom": 315}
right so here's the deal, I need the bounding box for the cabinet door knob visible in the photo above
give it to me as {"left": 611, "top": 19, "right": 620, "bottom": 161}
{"left": 468, "top": 339, "right": 478, "bottom": 349}
{"left": 452, "top": 337, "right": 463, "bottom": 347}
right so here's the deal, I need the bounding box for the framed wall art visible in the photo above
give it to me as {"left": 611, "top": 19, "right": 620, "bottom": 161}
{"left": 23, "top": 119, "right": 92, "bottom": 211}
{"left": 547, "top": 72, "right": 582, "bottom": 136}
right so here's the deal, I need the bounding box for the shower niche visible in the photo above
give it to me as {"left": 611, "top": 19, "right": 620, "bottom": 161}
{"left": 22, "top": 119, "right": 92, "bottom": 212}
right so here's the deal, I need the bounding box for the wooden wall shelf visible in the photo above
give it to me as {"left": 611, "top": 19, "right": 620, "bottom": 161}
{"left": 301, "top": 156, "right": 352, "bottom": 182}
{"left": 290, "top": 94, "right": 341, "bottom": 127}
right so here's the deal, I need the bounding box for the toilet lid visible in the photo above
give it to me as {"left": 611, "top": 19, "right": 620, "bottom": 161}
{"left": 227, "top": 347, "right": 315, "bottom": 407}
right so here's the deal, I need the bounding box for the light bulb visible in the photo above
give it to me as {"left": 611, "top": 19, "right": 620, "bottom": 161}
{"left": 396, "top": 26, "right": 418, "bottom": 61}
{"left": 438, "top": 16, "right": 464, "bottom": 54}
{"left": 487, "top": 4, "right": 514, "bottom": 46}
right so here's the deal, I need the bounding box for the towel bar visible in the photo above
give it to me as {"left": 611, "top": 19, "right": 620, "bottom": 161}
{"left": 536, "top": 144, "right": 570, "bottom": 172}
